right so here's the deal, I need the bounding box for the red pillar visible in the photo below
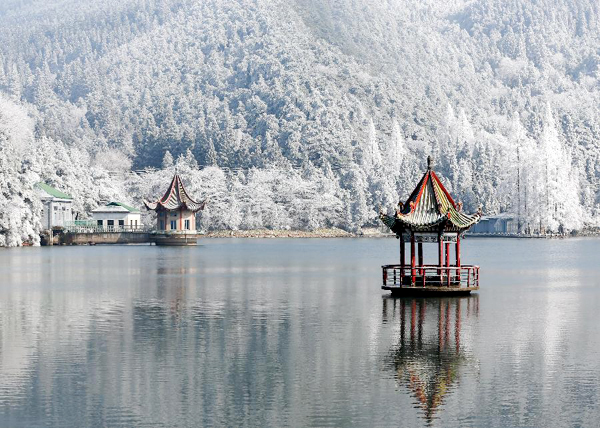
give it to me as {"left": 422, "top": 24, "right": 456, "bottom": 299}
{"left": 445, "top": 242, "right": 451, "bottom": 286}
{"left": 438, "top": 233, "right": 443, "bottom": 285}
{"left": 400, "top": 232, "right": 405, "bottom": 281}
{"left": 455, "top": 235, "right": 461, "bottom": 284}
{"left": 411, "top": 232, "right": 416, "bottom": 286}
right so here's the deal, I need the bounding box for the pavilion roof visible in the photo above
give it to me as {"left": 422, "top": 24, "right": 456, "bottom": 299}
{"left": 144, "top": 174, "right": 205, "bottom": 213}
{"left": 380, "top": 157, "right": 481, "bottom": 233}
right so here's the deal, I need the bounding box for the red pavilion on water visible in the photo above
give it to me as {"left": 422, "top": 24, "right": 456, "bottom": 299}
{"left": 379, "top": 157, "right": 482, "bottom": 295}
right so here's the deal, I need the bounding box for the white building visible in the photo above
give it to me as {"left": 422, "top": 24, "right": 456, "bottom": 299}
{"left": 91, "top": 202, "right": 142, "bottom": 230}
{"left": 36, "top": 183, "right": 74, "bottom": 229}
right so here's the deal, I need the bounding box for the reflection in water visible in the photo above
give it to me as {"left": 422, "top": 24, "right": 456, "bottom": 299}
{"left": 2, "top": 239, "right": 600, "bottom": 427}
{"left": 383, "top": 296, "right": 479, "bottom": 424}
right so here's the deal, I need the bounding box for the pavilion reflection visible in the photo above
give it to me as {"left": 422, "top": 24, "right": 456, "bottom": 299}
{"left": 133, "top": 263, "right": 192, "bottom": 336}
{"left": 383, "top": 296, "right": 479, "bottom": 424}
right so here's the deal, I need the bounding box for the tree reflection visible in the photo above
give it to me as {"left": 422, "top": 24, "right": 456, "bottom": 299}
{"left": 383, "top": 296, "right": 479, "bottom": 424}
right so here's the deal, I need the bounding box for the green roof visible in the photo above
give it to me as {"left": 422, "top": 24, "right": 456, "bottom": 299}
{"left": 107, "top": 201, "right": 140, "bottom": 213}
{"left": 36, "top": 182, "right": 73, "bottom": 200}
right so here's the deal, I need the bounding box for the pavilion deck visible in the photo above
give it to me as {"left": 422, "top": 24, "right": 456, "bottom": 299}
{"left": 382, "top": 264, "right": 479, "bottom": 295}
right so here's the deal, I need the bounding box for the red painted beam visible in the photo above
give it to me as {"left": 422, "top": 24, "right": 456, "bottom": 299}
{"left": 411, "top": 232, "right": 416, "bottom": 286}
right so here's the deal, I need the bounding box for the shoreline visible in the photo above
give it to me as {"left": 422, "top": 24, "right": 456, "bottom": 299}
{"left": 203, "top": 228, "right": 367, "bottom": 238}
{"left": 202, "top": 228, "right": 600, "bottom": 239}
{"left": 11, "top": 228, "right": 600, "bottom": 248}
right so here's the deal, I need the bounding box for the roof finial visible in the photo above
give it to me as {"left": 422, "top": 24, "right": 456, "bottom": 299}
{"left": 427, "top": 155, "right": 433, "bottom": 171}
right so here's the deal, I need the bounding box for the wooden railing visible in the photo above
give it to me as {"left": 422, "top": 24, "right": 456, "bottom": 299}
{"left": 382, "top": 264, "right": 479, "bottom": 289}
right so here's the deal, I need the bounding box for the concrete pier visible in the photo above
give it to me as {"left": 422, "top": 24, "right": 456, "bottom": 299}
{"left": 61, "top": 231, "right": 152, "bottom": 245}
{"left": 40, "top": 229, "right": 199, "bottom": 246}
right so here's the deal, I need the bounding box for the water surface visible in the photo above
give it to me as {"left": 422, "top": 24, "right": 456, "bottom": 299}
{"left": 1, "top": 238, "right": 599, "bottom": 427}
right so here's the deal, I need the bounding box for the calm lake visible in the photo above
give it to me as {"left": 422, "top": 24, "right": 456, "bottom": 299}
{"left": 1, "top": 238, "right": 599, "bottom": 427}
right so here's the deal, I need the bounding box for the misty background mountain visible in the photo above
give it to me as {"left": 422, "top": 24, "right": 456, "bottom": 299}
{"left": 0, "top": 0, "right": 599, "bottom": 246}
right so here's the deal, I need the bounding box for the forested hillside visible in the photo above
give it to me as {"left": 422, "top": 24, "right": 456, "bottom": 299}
{"left": 1, "top": 0, "right": 599, "bottom": 245}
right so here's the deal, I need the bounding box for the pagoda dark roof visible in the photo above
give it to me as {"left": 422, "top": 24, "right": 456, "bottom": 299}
{"left": 144, "top": 174, "right": 205, "bottom": 213}
{"left": 380, "top": 157, "right": 481, "bottom": 233}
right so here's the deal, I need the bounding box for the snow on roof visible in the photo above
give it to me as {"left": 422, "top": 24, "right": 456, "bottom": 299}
{"left": 380, "top": 156, "right": 481, "bottom": 233}
{"left": 35, "top": 182, "right": 73, "bottom": 200}
{"left": 144, "top": 174, "right": 205, "bottom": 212}
{"left": 92, "top": 201, "right": 140, "bottom": 213}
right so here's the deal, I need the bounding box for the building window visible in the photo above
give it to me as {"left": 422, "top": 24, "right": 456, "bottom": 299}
{"left": 97, "top": 220, "right": 103, "bottom": 226}
{"left": 107, "top": 220, "right": 114, "bottom": 226}
{"left": 118, "top": 220, "right": 124, "bottom": 226}
{"left": 185, "top": 220, "right": 190, "bottom": 230}
{"left": 170, "top": 220, "right": 177, "bottom": 230}
{"left": 159, "top": 220, "right": 164, "bottom": 230}
{"left": 54, "top": 206, "right": 58, "bottom": 211}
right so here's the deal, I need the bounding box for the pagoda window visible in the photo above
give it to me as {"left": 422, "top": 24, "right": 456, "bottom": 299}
{"left": 107, "top": 220, "right": 114, "bottom": 226}
{"left": 97, "top": 220, "right": 103, "bottom": 226}
{"left": 185, "top": 220, "right": 190, "bottom": 230}
{"left": 159, "top": 220, "right": 165, "bottom": 230}
{"left": 118, "top": 220, "right": 124, "bottom": 226}
{"left": 170, "top": 220, "right": 177, "bottom": 230}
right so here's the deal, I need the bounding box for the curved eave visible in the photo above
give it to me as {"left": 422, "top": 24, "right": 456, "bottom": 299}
{"left": 144, "top": 200, "right": 205, "bottom": 213}
{"left": 380, "top": 211, "right": 482, "bottom": 233}
{"left": 394, "top": 214, "right": 447, "bottom": 230}
{"left": 379, "top": 213, "right": 446, "bottom": 233}
{"left": 446, "top": 210, "right": 482, "bottom": 230}
{"left": 144, "top": 200, "right": 158, "bottom": 211}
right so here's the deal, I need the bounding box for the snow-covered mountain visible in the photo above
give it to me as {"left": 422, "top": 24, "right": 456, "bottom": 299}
{"left": 1, "top": 0, "right": 599, "bottom": 245}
